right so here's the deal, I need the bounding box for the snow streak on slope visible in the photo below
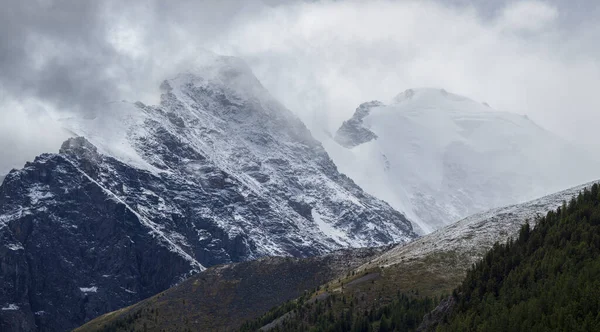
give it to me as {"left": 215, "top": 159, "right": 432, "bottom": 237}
{"left": 370, "top": 180, "right": 600, "bottom": 269}
{"left": 329, "top": 88, "right": 600, "bottom": 233}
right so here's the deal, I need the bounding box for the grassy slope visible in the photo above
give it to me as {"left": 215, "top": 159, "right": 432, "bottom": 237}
{"left": 75, "top": 249, "right": 382, "bottom": 332}
{"left": 237, "top": 250, "right": 464, "bottom": 331}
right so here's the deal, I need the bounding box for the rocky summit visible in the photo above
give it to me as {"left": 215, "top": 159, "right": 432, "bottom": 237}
{"left": 0, "top": 55, "right": 415, "bottom": 331}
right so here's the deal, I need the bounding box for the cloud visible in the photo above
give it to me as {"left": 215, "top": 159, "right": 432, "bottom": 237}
{"left": 497, "top": 1, "right": 558, "bottom": 32}
{"left": 0, "top": 0, "right": 265, "bottom": 172}
{"left": 214, "top": 0, "right": 600, "bottom": 147}
{"left": 0, "top": 99, "right": 68, "bottom": 173}
{"left": 1, "top": 0, "right": 600, "bottom": 174}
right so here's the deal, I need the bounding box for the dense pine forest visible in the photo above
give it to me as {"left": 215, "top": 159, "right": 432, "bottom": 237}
{"left": 240, "top": 184, "right": 600, "bottom": 331}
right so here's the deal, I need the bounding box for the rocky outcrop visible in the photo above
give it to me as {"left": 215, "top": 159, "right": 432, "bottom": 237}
{"left": 0, "top": 145, "right": 197, "bottom": 331}
{"left": 418, "top": 296, "right": 457, "bottom": 332}
{"left": 334, "top": 101, "right": 383, "bottom": 148}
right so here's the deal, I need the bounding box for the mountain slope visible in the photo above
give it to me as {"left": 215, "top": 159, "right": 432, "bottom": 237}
{"left": 367, "top": 179, "right": 600, "bottom": 272}
{"left": 430, "top": 183, "right": 600, "bottom": 331}
{"left": 74, "top": 248, "right": 383, "bottom": 332}
{"left": 0, "top": 55, "right": 415, "bottom": 331}
{"left": 328, "top": 88, "right": 599, "bottom": 233}
{"left": 62, "top": 55, "right": 415, "bottom": 250}
{"left": 77, "top": 180, "right": 600, "bottom": 331}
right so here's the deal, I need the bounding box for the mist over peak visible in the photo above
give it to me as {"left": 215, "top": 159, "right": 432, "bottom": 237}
{"left": 391, "top": 88, "right": 473, "bottom": 105}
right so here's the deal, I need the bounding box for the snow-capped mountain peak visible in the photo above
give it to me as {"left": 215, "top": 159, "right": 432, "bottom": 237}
{"left": 327, "top": 88, "right": 599, "bottom": 233}
{"left": 169, "top": 55, "right": 273, "bottom": 107}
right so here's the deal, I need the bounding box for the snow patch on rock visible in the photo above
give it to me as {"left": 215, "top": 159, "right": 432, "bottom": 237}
{"left": 1, "top": 304, "right": 19, "bottom": 311}
{"left": 79, "top": 287, "right": 98, "bottom": 293}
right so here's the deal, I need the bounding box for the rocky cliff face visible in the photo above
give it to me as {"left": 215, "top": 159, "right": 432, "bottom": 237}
{"left": 0, "top": 55, "right": 415, "bottom": 331}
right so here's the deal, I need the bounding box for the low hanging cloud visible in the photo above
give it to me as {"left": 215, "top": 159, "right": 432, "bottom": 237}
{"left": 217, "top": 0, "right": 600, "bottom": 142}
{"left": 1, "top": 0, "right": 599, "bottom": 173}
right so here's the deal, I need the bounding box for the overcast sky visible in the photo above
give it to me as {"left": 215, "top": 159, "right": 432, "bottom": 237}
{"left": 1, "top": 0, "right": 599, "bottom": 174}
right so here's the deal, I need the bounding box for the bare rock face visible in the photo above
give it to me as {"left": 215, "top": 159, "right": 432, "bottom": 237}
{"left": 418, "top": 296, "right": 457, "bottom": 332}
{"left": 334, "top": 101, "right": 383, "bottom": 148}
{"left": 0, "top": 55, "right": 415, "bottom": 331}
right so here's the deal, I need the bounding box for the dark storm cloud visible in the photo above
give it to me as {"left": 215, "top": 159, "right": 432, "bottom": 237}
{"left": 0, "top": 0, "right": 273, "bottom": 173}
{"left": 0, "top": 0, "right": 264, "bottom": 113}
{"left": 0, "top": 1, "right": 119, "bottom": 112}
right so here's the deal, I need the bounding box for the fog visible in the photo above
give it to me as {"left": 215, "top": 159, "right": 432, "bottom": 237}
{"left": 1, "top": 0, "right": 599, "bottom": 174}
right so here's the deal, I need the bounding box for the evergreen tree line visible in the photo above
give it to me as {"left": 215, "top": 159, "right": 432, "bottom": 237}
{"left": 239, "top": 290, "right": 438, "bottom": 332}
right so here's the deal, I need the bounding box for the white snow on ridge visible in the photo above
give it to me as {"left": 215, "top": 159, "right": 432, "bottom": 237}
{"left": 79, "top": 287, "right": 98, "bottom": 293}
{"left": 27, "top": 184, "right": 54, "bottom": 205}
{"left": 6, "top": 243, "right": 24, "bottom": 251}
{"left": 371, "top": 180, "right": 600, "bottom": 268}
{"left": 59, "top": 102, "right": 163, "bottom": 175}
{"left": 312, "top": 209, "right": 352, "bottom": 246}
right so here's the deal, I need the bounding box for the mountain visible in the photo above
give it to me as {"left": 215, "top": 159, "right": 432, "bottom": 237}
{"left": 327, "top": 88, "right": 599, "bottom": 233}
{"left": 77, "top": 180, "right": 599, "bottom": 331}
{"left": 0, "top": 55, "right": 415, "bottom": 331}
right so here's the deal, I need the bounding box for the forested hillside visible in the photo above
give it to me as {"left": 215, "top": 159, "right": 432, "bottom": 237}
{"left": 239, "top": 288, "right": 438, "bottom": 332}
{"left": 435, "top": 183, "right": 600, "bottom": 331}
